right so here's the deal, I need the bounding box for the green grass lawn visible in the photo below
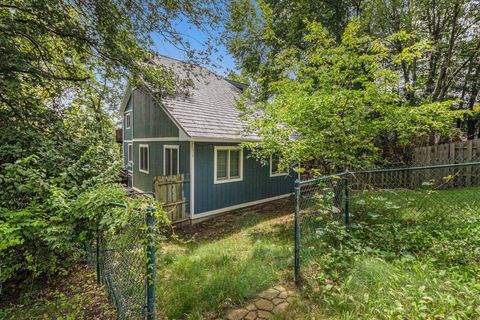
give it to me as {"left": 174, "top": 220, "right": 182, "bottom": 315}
{"left": 156, "top": 200, "right": 294, "bottom": 319}
{"left": 156, "top": 187, "right": 480, "bottom": 319}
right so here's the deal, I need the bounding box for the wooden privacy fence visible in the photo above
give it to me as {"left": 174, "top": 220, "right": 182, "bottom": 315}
{"left": 153, "top": 175, "right": 188, "bottom": 222}
{"left": 413, "top": 139, "right": 480, "bottom": 165}
{"left": 350, "top": 163, "right": 480, "bottom": 191}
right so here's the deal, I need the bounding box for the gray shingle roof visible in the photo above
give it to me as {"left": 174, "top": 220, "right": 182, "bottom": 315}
{"left": 151, "top": 55, "right": 258, "bottom": 141}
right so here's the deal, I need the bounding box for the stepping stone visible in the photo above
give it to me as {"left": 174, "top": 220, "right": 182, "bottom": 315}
{"left": 258, "top": 288, "right": 279, "bottom": 300}
{"left": 273, "top": 302, "right": 289, "bottom": 314}
{"left": 245, "top": 303, "right": 256, "bottom": 311}
{"left": 272, "top": 298, "right": 283, "bottom": 306}
{"left": 255, "top": 299, "right": 274, "bottom": 311}
{"left": 258, "top": 310, "right": 272, "bottom": 319}
{"left": 278, "top": 291, "right": 288, "bottom": 299}
{"left": 245, "top": 311, "right": 257, "bottom": 320}
{"left": 227, "top": 309, "right": 248, "bottom": 320}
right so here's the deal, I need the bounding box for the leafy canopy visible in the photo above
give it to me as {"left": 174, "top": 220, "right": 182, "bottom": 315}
{"left": 240, "top": 21, "right": 463, "bottom": 170}
{"left": 0, "top": 0, "right": 223, "bottom": 285}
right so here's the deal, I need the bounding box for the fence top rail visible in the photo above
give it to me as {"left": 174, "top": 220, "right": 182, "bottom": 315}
{"left": 295, "top": 161, "right": 480, "bottom": 185}
{"left": 297, "top": 172, "right": 348, "bottom": 186}
{"left": 354, "top": 161, "right": 480, "bottom": 174}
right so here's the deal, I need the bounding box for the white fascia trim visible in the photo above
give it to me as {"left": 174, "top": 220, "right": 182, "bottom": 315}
{"left": 139, "top": 144, "right": 149, "bottom": 174}
{"left": 191, "top": 137, "right": 259, "bottom": 143}
{"left": 133, "top": 137, "right": 180, "bottom": 142}
{"left": 269, "top": 155, "right": 289, "bottom": 177}
{"left": 213, "top": 146, "right": 243, "bottom": 184}
{"left": 163, "top": 144, "right": 180, "bottom": 175}
{"left": 192, "top": 193, "right": 292, "bottom": 219}
{"left": 119, "top": 84, "right": 132, "bottom": 113}
{"left": 189, "top": 141, "right": 195, "bottom": 220}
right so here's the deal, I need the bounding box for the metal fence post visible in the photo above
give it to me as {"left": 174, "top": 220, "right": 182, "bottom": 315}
{"left": 96, "top": 222, "right": 101, "bottom": 285}
{"left": 294, "top": 179, "right": 301, "bottom": 286}
{"left": 146, "top": 205, "right": 156, "bottom": 320}
{"left": 344, "top": 175, "right": 350, "bottom": 226}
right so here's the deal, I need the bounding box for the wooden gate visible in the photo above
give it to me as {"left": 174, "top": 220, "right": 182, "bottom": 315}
{"left": 153, "top": 175, "right": 187, "bottom": 222}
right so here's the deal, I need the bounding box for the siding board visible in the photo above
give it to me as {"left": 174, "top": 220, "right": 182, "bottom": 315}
{"left": 132, "top": 88, "right": 179, "bottom": 138}
{"left": 194, "top": 142, "right": 295, "bottom": 215}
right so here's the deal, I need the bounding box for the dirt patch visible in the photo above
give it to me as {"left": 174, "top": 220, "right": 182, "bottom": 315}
{"left": 1, "top": 265, "right": 116, "bottom": 320}
{"left": 173, "top": 197, "right": 295, "bottom": 241}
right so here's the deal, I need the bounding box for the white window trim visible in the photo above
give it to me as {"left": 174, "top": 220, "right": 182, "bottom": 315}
{"left": 270, "top": 154, "right": 288, "bottom": 177}
{"left": 163, "top": 145, "right": 180, "bottom": 176}
{"left": 214, "top": 146, "right": 243, "bottom": 184}
{"left": 125, "top": 112, "right": 132, "bottom": 129}
{"left": 127, "top": 143, "right": 133, "bottom": 164}
{"left": 139, "top": 144, "right": 149, "bottom": 174}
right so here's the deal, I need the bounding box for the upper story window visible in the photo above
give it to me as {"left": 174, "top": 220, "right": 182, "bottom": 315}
{"left": 164, "top": 145, "right": 179, "bottom": 176}
{"left": 125, "top": 112, "right": 131, "bottom": 129}
{"left": 270, "top": 153, "right": 288, "bottom": 177}
{"left": 139, "top": 144, "right": 149, "bottom": 174}
{"left": 214, "top": 146, "right": 243, "bottom": 184}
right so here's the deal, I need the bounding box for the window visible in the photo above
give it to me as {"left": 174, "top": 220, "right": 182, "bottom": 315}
{"left": 214, "top": 146, "right": 243, "bottom": 184}
{"left": 164, "top": 145, "right": 179, "bottom": 176}
{"left": 139, "top": 144, "right": 149, "bottom": 174}
{"left": 270, "top": 154, "right": 288, "bottom": 177}
{"left": 125, "top": 112, "right": 131, "bottom": 129}
{"left": 127, "top": 143, "right": 133, "bottom": 163}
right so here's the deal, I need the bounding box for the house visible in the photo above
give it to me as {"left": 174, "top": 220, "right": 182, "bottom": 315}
{"left": 120, "top": 56, "right": 295, "bottom": 221}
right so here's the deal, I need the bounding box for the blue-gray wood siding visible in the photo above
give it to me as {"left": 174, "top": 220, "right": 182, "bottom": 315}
{"left": 132, "top": 88, "right": 179, "bottom": 138}
{"left": 194, "top": 142, "right": 295, "bottom": 214}
{"left": 123, "top": 97, "right": 132, "bottom": 141}
{"left": 132, "top": 141, "right": 190, "bottom": 213}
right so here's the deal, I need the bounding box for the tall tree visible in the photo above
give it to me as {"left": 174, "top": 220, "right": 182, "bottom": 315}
{"left": 238, "top": 21, "right": 463, "bottom": 170}
{"left": 0, "top": 0, "right": 225, "bottom": 284}
{"left": 226, "top": 0, "right": 480, "bottom": 138}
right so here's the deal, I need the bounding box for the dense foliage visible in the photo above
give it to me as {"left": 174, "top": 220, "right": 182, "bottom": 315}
{"left": 237, "top": 21, "right": 464, "bottom": 169}
{"left": 298, "top": 187, "right": 480, "bottom": 318}
{"left": 226, "top": 0, "right": 480, "bottom": 138}
{"left": 0, "top": 0, "right": 222, "bottom": 286}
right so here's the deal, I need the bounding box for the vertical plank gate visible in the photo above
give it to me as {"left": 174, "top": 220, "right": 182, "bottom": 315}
{"left": 153, "top": 175, "right": 188, "bottom": 222}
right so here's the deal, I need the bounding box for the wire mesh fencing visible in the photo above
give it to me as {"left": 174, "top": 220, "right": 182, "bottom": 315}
{"left": 294, "top": 162, "right": 480, "bottom": 285}
{"left": 85, "top": 201, "right": 158, "bottom": 320}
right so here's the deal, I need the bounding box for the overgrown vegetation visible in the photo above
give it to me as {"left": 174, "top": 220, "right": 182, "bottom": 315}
{"left": 0, "top": 0, "right": 223, "bottom": 292}
{"left": 0, "top": 266, "right": 116, "bottom": 320}
{"left": 154, "top": 186, "right": 480, "bottom": 319}
{"left": 293, "top": 186, "right": 480, "bottom": 319}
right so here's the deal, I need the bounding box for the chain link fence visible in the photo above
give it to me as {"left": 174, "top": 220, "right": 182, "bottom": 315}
{"left": 294, "top": 162, "right": 480, "bottom": 284}
{"left": 85, "top": 196, "right": 158, "bottom": 320}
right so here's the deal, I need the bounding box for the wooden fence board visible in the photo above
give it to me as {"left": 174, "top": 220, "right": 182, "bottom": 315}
{"left": 153, "top": 175, "right": 187, "bottom": 222}
{"left": 412, "top": 139, "right": 480, "bottom": 189}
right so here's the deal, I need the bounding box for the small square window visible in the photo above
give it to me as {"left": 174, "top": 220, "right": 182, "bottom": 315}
{"left": 270, "top": 154, "right": 288, "bottom": 177}
{"left": 214, "top": 147, "right": 243, "bottom": 184}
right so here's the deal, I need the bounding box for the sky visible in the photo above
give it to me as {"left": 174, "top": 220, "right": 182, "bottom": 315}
{"left": 150, "top": 22, "right": 236, "bottom": 76}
